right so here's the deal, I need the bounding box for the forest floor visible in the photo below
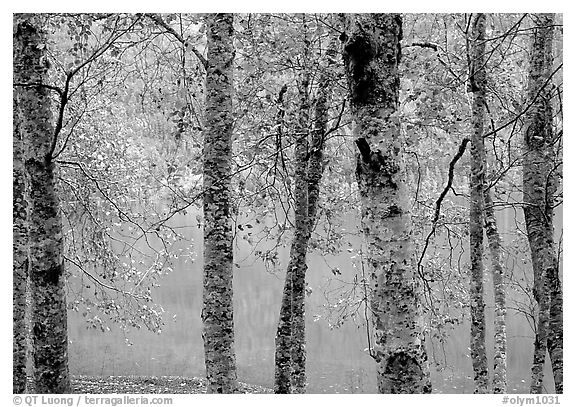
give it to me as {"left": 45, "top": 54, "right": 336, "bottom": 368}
{"left": 28, "top": 375, "right": 273, "bottom": 394}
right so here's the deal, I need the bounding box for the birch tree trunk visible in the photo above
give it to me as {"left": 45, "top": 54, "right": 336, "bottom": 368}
{"left": 547, "top": 266, "right": 563, "bottom": 393}
{"left": 201, "top": 13, "right": 238, "bottom": 394}
{"left": 484, "top": 189, "right": 508, "bottom": 393}
{"left": 341, "top": 13, "right": 431, "bottom": 394}
{"left": 13, "top": 92, "right": 28, "bottom": 394}
{"left": 467, "top": 13, "right": 489, "bottom": 394}
{"left": 14, "top": 16, "right": 71, "bottom": 393}
{"left": 273, "top": 80, "right": 294, "bottom": 393}
{"left": 274, "top": 23, "right": 338, "bottom": 394}
{"left": 274, "top": 31, "right": 311, "bottom": 396}
{"left": 307, "top": 37, "right": 338, "bottom": 226}
{"left": 523, "top": 13, "right": 562, "bottom": 394}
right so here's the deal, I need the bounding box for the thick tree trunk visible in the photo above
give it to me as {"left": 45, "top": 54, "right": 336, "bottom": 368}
{"left": 530, "top": 268, "right": 552, "bottom": 393}
{"left": 547, "top": 269, "right": 563, "bottom": 393}
{"left": 14, "top": 16, "right": 71, "bottom": 393}
{"left": 13, "top": 93, "right": 28, "bottom": 393}
{"left": 523, "top": 13, "right": 562, "bottom": 394}
{"left": 201, "top": 13, "right": 238, "bottom": 394}
{"left": 467, "top": 13, "right": 489, "bottom": 394}
{"left": 484, "top": 190, "right": 508, "bottom": 393}
{"left": 342, "top": 13, "right": 431, "bottom": 394}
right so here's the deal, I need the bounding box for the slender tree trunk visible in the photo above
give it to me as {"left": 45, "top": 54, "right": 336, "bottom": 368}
{"left": 274, "top": 83, "right": 294, "bottom": 393}
{"left": 484, "top": 189, "right": 508, "bottom": 393}
{"left": 523, "top": 13, "right": 562, "bottom": 394}
{"left": 307, "top": 37, "right": 338, "bottom": 226}
{"left": 13, "top": 93, "right": 29, "bottom": 394}
{"left": 201, "top": 13, "right": 238, "bottom": 394}
{"left": 288, "top": 54, "right": 311, "bottom": 394}
{"left": 467, "top": 13, "right": 489, "bottom": 394}
{"left": 273, "top": 80, "right": 294, "bottom": 393}
{"left": 14, "top": 16, "right": 71, "bottom": 393}
{"left": 274, "top": 30, "right": 338, "bottom": 394}
{"left": 341, "top": 13, "right": 431, "bottom": 394}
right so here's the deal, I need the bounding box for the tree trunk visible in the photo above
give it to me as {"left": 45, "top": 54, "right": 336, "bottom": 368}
{"left": 307, "top": 36, "right": 338, "bottom": 227}
{"left": 484, "top": 189, "right": 508, "bottom": 393}
{"left": 523, "top": 13, "right": 562, "bottom": 394}
{"left": 201, "top": 13, "right": 238, "bottom": 394}
{"left": 273, "top": 81, "right": 294, "bottom": 394}
{"left": 14, "top": 16, "right": 71, "bottom": 393}
{"left": 13, "top": 91, "right": 28, "bottom": 394}
{"left": 547, "top": 267, "right": 563, "bottom": 393}
{"left": 341, "top": 13, "right": 431, "bottom": 394}
{"left": 467, "top": 13, "right": 489, "bottom": 394}
{"left": 288, "top": 55, "right": 311, "bottom": 395}
{"left": 274, "top": 30, "right": 338, "bottom": 394}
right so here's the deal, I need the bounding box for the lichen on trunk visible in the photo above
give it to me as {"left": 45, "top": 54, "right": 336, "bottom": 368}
{"left": 523, "top": 13, "right": 562, "bottom": 394}
{"left": 274, "top": 27, "right": 338, "bottom": 394}
{"left": 13, "top": 91, "right": 29, "bottom": 394}
{"left": 484, "top": 189, "right": 508, "bottom": 393}
{"left": 467, "top": 13, "right": 489, "bottom": 394}
{"left": 14, "top": 15, "right": 71, "bottom": 393}
{"left": 201, "top": 13, "right": 238, "bottom": 394}
{"left": 341, "top": 13, "right": 431, "bottom": 394}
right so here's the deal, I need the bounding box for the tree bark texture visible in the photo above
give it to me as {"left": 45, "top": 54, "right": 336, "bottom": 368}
{"left": 342, "top": 13, "right": 431, "bottom": 394}
{"left": 13, "top": 91, "right": 29, "bottom": 394}
{"left": 288, "top": 65, "right": 311, "bottom": 395}
{"left": 523, "top": 13, "right": 562, "bottom": 394}
{"left": 14, "top": 16, "right": 71, "bottom": 393}
{"left": 467, "top": 13, "right": 489, "bottom": 394}
{"left": 307, "top": 36, "right": 338, "bottom": 227}
{"left": 273, "top": 81, "right": 294, "bottom": 394}
{"left": 201, "top": 13, "right": 238, "bottom": 394}
{"left": 484, "top": 189, "right": 508, "bottom": 393}
{"left": 274, "top": 32, "right": 338, "bottom": 394}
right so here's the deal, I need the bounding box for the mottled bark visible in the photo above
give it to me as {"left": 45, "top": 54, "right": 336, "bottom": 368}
{"left": 14, "top": 16, "right": 71, "bottom": 393}
{"left": 484, "top": 190, "right": 508, "bottom": 393}
{"left": 547, "top": 267, "right": 563, "bottom": 393}
{"left": 530, "top": 267, "right": 552, "bottom": 393}
{"left": 307, "top": 37, "right": 338, "bottom": 227}
{"left": 467, "top": 13, "right": 489, "bottom": 394}
{"left": 201, "top": 13, "right": 238, "bottom": 394}
{"left": 13, "top": 93, "right": 28, "bottom": 394}
{"left": 274, "top": 81, "right": 294, "bottom": 393}
{"left": 274, "top": 32, "right": 338, "bottom": 394}
{"left": 523, "top": 13, "right": 562, "bottom": 394}
{"left": 342, "top": 13, "right": 431, "bottom": 394}
{"left": 288, "top": 68, "right": 311, "bottom": 394}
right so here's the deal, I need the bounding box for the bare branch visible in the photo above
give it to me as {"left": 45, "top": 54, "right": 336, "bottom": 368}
{"left": 145, "top": 13, "right": 208, "bottom": 69}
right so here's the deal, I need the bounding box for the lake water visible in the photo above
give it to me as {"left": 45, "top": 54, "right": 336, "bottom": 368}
{"left": 67, "top": 208, "right": 558, "bottom": 393}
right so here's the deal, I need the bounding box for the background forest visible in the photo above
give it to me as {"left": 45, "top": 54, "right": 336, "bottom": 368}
{"left": 12, "top": 12, "right": 563, "bottom": 395}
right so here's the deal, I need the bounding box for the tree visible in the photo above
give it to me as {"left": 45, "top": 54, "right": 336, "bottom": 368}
{"left": 13, "top": 15, "right": 71, "bottom": 393}
{"left": 484, "top": 154, "right": 508, "bottom": 394}
{"left": 467, "top": 13, "right": 489, "bottom": 394}
{"left": 274, "top": 15, "right": 312, "bottom": 394}
{"left": 13, "top": 88, "right": 28, "bottom": 395}
{"left": 49, "top": 14, "right": 198, "bottom": 334}
{"left": 523, "top": 13, "right": 562, "bottom": 394}
{"left": 341, "top": 13, "right": 431, "bottom": 394}
{"left": 201, "top": 13, "right": 238, "bottom": 394}
{"left": 274, "top": 16, "right": 339, "bottom": 393}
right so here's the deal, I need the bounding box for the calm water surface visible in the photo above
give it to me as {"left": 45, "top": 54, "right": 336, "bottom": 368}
{"left": 68, "top": 210, "right": 557, "bottom": 393}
